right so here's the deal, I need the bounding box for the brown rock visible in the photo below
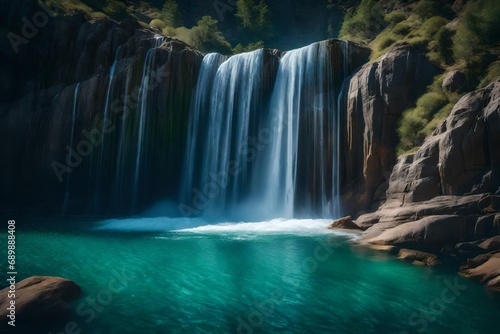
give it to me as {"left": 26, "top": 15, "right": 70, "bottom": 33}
{"left": 461, "top": 253, "right": 500, "bottom": 290}
{"left": 442, "top": 70, "right": 466, "bottom": 92}
{"left": 0, "top": 276, "right": 81, "bottom": 330}
{"left": 397, "top": 248, "right": 441, "bottom": 266}
{"left": 479, "top": 236, "right": 500, "bottom": 252}
{"left": 329, "top": 216, "right": 361, "bottom": 230}
{"left": 341, "top": 44, "right": 439, "bottom": 216}
{"left": 366, "top": 215, "right": 467, "bottom": 252}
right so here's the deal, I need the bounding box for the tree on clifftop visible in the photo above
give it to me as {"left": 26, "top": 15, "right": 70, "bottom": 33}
{"left": 161, "top": 0, "right": 183, "bottom": 28}
{"left": 235, "top": 0, "right": 272, "bottom": 40}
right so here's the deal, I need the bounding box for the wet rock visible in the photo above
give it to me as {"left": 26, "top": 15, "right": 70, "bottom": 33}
{"left": 329, "top": 216, "right": 361, "bottom": 230}
{"left": 460, "top": 253, "right": 500, "bottom": 291}
{"left": 397, "top": 248, "right": 441, "bottom": 266}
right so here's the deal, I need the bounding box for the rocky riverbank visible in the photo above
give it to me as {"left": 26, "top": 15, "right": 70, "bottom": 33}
{"left": 332, "top": 78, "right": 500, "bottom": 291}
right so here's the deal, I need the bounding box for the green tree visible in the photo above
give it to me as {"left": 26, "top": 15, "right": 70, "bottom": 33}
{"left": 191, "top": 16, "right": 232, "bottom": 54}
{"left": 235, "top": 0, "right": 272, "bottom": 38}
{"left": 236, "top": 0, "right": 255, "bottom": 29}
{"left": 161, "top": 0, "right": 183, "bottom": 28}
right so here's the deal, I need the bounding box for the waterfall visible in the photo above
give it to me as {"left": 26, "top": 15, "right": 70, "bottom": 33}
{"left": 92, "top": 45, "right": 123, "bottom": 211}
{"left": 181, "top": 40, "right": 348, "bottom": 219}
{"left": 181, "top": 49, "right": 266, "bottom": 217}
{"left": 133, "top": 36, "right": 165, "bottom": 210}
{"left": 112, "top": 58, "right": 134, "bottom": 209}
{"left": 257, "top": 42, "right": 340, "bottom": 218}
{"left": 62, "top": 82, "right": 80, "bottom": 214}
{"left": 182, "top": 53, "right": 228, "bottom": 202}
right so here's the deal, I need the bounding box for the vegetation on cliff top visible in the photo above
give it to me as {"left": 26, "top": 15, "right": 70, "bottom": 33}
{"left": 41, "top": 0, "right": 274, "bottom": 55}
{"left": 339, "top": 0, "right": 500, "bottom": 154}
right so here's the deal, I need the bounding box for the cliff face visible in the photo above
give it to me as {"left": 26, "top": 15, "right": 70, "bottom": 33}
{"left": 346, "top": 78, "right": 500, "bottom": 289}
{"left": 0, "top": 11, "right": 204, "bottom": 214}
{"left": 340, "top": 44, "right": 438, "bottom": 216}
{"left": 387, "top": 79, "right": 500, "bottom": 204}
{"left": 1, "top": 10, "right": 371, "bottom": 215}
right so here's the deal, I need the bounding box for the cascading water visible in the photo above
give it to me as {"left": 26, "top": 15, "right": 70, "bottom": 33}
{"left": 94, "top": 45, "right": 122, "bottom": 204}
{"left": 257, "top": 42, "right": 341, "bottom": 218}
{"left": 181, "top": 41, "right": 350, "bottom": 219}
{"left": 62, "top": 82, "right": 80, "bottom": 214}
{"left": 182, "top": 53, "right": 228, "bottom": 202}
{"left": 181, "top": 49, "right": 266, "bottom": 217}
{"left": 133, "top": 36, "right": 165, "bottom": 210}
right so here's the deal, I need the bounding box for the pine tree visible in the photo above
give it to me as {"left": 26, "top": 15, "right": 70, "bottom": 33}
{"left": 161, "top": 0, "right": 183, "bottom": 28}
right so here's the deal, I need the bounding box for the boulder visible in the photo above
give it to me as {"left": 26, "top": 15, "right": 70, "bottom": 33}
{"left": 0, "top": 276, "right": 81, "bottom": 330}
{"left": 397, "top": 248, "right": 441, "bottom": 266}
{"left": 460, "top": 253, "right": 500, "bottom": 291}
{"left": 479, "top": 236, "right": 500, "bottom": 252}
{"left": 366, "top": 215, "right": 468, "bottom": 252}
{"left": 442, "top": 70, "right": 466, "bottom": 92}
{"left": 329, "top": 216, "right": 361, "bottom": 230}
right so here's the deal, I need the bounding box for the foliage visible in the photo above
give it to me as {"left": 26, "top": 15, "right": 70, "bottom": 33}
{"left": 235, "top": 0, "right": 272, "bottom": 40}
{"left": 397, "top": 77, "right": 459, "bottom": 155}
{"left": 384, "top": 11, "right": 406, "bottom": 25}
{"left": 338, "top": 0, "right": 385, "bottom": 43}
{"left": 191, "top": 16, "right": 232, "bottom": 54}
{"left": 480, "top": 60, "right": 500, "bottom": 88}
{"left": 150, "top": 19, "right": 167, "bottom": 30}
{"left": 102, "top": 0, "right": 128, "bottom": 19}
{"left": 232, "top": 41, "right": 264, "bottom": 53}
{"left": 160, "top": 0, "right": 183, "bottom": 28}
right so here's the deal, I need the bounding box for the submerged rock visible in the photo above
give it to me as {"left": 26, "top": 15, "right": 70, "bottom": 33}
{"left": 397, "top": 248, "right": 441, "bottom": 266}
{"left": 0, "top": 276, "right": 81, "bottom": 330}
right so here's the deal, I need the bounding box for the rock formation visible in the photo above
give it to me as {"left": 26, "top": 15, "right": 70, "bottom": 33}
{"left": 343, "top": 78, "right": 500, "bottom": 289}
{"left": 340, "top": 44, "right": 439, "bottom": 216}
{"left": 0, "top": 276, "right": 81, "bottom": 332}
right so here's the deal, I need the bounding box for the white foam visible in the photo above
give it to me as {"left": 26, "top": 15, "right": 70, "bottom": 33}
{"left": 94, "top": 217, "right": 358, "bottom": 238}
{"left": 176, "top": 218, "right": 354, "bottom": 236}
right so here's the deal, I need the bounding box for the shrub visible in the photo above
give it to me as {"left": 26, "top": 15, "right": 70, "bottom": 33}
{"left": 379, "top": 36, "right": 396, "bottom": 49}
{"left": 397, "top": 85, "right": 449, "bottom": 154}
{"left": 392, "top": 22, "right": 411, "bottom": 36}
{"left": 398, "top": 108, "right": 428, "bottom": 153}
{"left": 339, "top": 0, "right": 385, "bottom": 43}
{"left": 453, "top": 0, "right": 500, "bottom": 63}
{"left": 415, "top": 92, "right": 448, "bottom": 113}
{"left": 480, "top": 61, "right": 500, "bottom": 87}
{"left": 233, "top": 41, "right": 264, "bottom": 54}
{"left": 191, "top": 16, "right": 232, "bottom": 54}
{"left": 385, "top": 11, "right": 406, "bottom": 25}
{"left": 103, "top": 0, "right": 128, "bottom": 19}
{"left": 150, "top": 19, "right": 167, "bottom": 30}
{"left": 90, "top": 12, "right": 107, "bottom": 20}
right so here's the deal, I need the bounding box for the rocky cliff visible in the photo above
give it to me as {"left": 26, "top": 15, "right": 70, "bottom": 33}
{"left": 339, "top": 78, "right": 500, "bottom": 290}
{"left": 1, "top": 9, "right": 203, "bottom": 214}
{"left": 340, "top": 44, "right": 438, "bottom": 215}
{"left": 1, "top": 8, "right": 371, "bottom": 216}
